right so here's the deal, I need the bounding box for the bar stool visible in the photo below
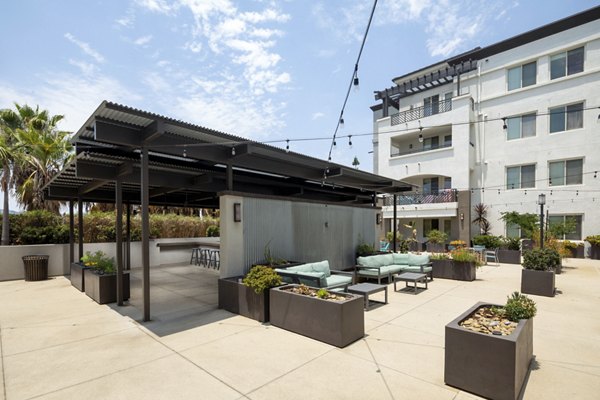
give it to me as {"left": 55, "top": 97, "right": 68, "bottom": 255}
{"left": 199, "top": 248, "right": 211, "bottom": 267}
{"left": 208, "top": 249, "right": 220, "bottom": 270}
{"left": 190, "top": 247, "right": 201, "bottom": 265}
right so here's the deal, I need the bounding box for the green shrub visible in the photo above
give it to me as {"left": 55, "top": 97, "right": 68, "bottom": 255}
{"left": 585, "top": 235, "right": 600, "bottom": 246}
{"left": 522, "top": 248, "right": 560, "bottom": 271}
{"left": 242, "top": 265, "right": 282, "bottom": 294}
{"left": 503, "top": 292, "right": 537, "bottom": 321}
{"left": 80, "top": 250, "right": 115, "bottom": 274}
{"left": 501, "top": 236, "right": 521, "bottom": 251}
{"left": 206, "top": 224, "right": 220, "bottom": 237}
{"left": 9, "top": 210, "right": 69, "bottom": 245}
{"left": 450, "top": 248, "right": 480, "bottom": 264}
{"left": 426, "top": 229, "right": 448, "bottom": 244}
{"left": 431, "top": 253, "right": 450, "bottom": 260}
{"left": 316, "top": 288, "right": 328, "bottom": 299}
{"left": 356, "top": 242, "right": 377, "bottom": 257}
{"left": 472, "top": 234, "right": 502, "bottom": 249}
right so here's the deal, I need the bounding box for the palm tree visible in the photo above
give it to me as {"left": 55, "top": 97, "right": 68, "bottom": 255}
{"left": 10, "top": 104, "right": 73, "bottom": 212}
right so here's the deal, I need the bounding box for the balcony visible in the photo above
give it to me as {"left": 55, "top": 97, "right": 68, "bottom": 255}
{"left": 384, "top": 190, "right": 457, "bottom": 206}
{"left": 391, "top": 143, "right": 452, "bottom": 158}
{"left": 391, "top": 99, "right": 452, "bottom": 125}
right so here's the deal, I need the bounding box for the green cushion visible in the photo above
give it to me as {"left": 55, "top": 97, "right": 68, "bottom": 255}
{"left": 297, "top": 271, "right": 326, "bottom": 287}
{"left": 275, "top": 268, "right": 296, "bottom": 283}
{"left": 357, "top": 256, "right": 378, "bottom": 268}
{"left": 374, "top": 254, "right": 394, "bottom": 266}
{"left": 357, "top": 265, "right": 395, "bottom": 277}
{"left": 392, "top": 253, "right": 410, "bottom": 265}
{"left": 408, "top": 253, "right": 430, "bottom": 265}
{"left": 324, "top": 274, "right": 352, "bottom": 288}
{"left": 289, "top": 264, "right": 314, "bottom": 273}
{"left": 401, "top": 266, "right": 432, "bottom": 273}
{"left": 387, "top": 265, "right": 405, "bottom": 274}
{"left": 308, "top": 260, "right": 331, "bottom": 277}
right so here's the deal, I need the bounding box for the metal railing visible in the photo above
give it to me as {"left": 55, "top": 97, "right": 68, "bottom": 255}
{"left": 383, "top": 189, "right": 457, "bottom": 206}
{"left": 391, "top": 99, "right": 452, "bottom": 125}
{"left": 390, "top": 142, "right": 452, "bottom": 157}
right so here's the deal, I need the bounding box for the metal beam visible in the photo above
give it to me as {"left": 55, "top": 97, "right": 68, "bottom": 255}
{"left": 142, "top": 120, "right": 165, "bottom": 143}
{"left": 126, "top": 203, "right": 131, "bottom": 271}
{"left": 116, "top": 179, "right": 123, "bottom": 306}
{"left": 78, "top": 179, "right": 108, "bottom": 195}
{"left": 69, "top": 200, "right": 74, "bottom": 263}
{"left": 77, "top": 197, "right": 84, "bottom": 260}
{"left": 141, "top": 147, "right": 150, "bottom": 322}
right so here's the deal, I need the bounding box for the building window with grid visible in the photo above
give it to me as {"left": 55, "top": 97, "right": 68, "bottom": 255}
{"left": 506, "top": 164, "right": 536, "bottom": 189}
{"left": 549, "top": 102, "right": 583, "bottom": 133}
{"left": 550, "top": 47, "right": 584, "bottom": 79}
{"left": 507, "top": 61, "right": 536, "bottom": 91}
{"left": 549, "top": 159, "right": 583, "bottom": 186}
{"left": 548, "top": 215, "right": 582, "bottom": 240}
{"left": 506, "top": 222, "right": 521, "bottom": 238}
{"left": 507, "top": 113, "right": 536, "bottom": 140}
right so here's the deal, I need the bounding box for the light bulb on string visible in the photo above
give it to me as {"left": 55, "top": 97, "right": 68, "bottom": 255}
{"left": 339, "top": 116, "right": 344, "bottom": 128}
{"left": 502, "top": 118, "right": 507, "bottom": 130}
{"left": 348, "top": 135, "right": 353, "bottom": 148}
{"left": 231, "top": 146, "right": 236, "bottom": 156}
{"left": 353, "top": 76, "right": 359, "bottom": 92}
{"left": 183, "top": 146, "right": 187, "bottom": 158}
{"left": 286, "top": 139, "right": 290, "bottom": 153}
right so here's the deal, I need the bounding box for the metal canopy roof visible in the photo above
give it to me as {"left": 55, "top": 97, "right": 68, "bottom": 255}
{"left": 44, "top": 101, "right": 411, "bottom": 208}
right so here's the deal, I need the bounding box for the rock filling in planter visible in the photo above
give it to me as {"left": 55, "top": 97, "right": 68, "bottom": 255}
{"left": 283, "top": 284, "right": 345, "bottom": 301}
{"left": 460, "top": 306, "right": 518, "bottom": 336}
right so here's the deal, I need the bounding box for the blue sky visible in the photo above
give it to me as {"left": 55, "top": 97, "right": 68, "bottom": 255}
{"left": 1, "top": 0, "right": 597, "bottom": 210}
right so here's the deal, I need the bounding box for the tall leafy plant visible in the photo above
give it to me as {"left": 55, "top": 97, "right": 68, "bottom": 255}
{"left": 500, "top": 211, "right": 538, "bottom": 239}
{"left": 472, "top": 203, "right": 491, "bottom": 235}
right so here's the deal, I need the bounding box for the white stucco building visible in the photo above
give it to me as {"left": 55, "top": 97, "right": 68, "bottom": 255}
{"left": 372, "top": 6, "right": 600, "bottom": 243}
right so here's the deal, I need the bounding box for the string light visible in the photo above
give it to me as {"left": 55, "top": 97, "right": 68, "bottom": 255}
{"left": 348, "top": 135, "right": 353, "bottom": 147}
{"left": 502, "top": 118, "right": 507, "bottom": 130}
{"left": 418, "top": 127, "right": 424, "bottom": 143}
{"left": 339, "top": 116, "right": 345, "bottom": 127}
{"left": 183, "top": 146, "right": 187, "bottom": 158}
{"left": 231, "top": 146, "right": 236, "bottom": 156}
{"left": 285, "top": 139, "right": 290, "bottom": 153}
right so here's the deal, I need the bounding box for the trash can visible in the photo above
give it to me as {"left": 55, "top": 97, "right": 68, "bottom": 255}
{"left": 22, "top": 255, "right": 49, "bottom": 281}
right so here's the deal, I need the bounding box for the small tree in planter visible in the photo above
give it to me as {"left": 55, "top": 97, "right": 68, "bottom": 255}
{"left": 497, "top": 236, "right": 521, "bottom": 264}
{"left": 472, "top": 234, "right": 502, "bottom": 250}
{"left": 82, "top": 251, "right": 130, "bottom": 304}
{"left": 585, "top": 235, "right": 600, "bottom": 259}
{"left": 426, "top": 229, "right": 448, "bottom": 253}
{"left": 445, "top": 292, "right": 536, "bottom": 400}
{"left": 218, "top": 265, "right": 282, "bottom": 322}
{"left": 521, "top": 248, "right": 560, "bottom": 297}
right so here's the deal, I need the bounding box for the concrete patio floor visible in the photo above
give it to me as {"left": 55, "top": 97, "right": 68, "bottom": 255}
{"left": 1, "top": 259, "right": 599, "bottom": 400}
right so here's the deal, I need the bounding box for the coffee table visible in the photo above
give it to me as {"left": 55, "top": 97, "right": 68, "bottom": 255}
{"left": 393, "top": 272, "right": 428, "bottom": 294}
{"left": 347, "top": 283, "right": 388, "bottom": 311}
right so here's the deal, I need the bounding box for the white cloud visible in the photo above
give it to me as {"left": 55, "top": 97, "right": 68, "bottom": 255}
{"left": 134, "top": 35, "right": 153, "bottom": 46}
{"left": 142, "top": 71, "right": 172, "bottom": 92}
{"left": 134, "top": 0, "right": 175, "bottom": 14}
{"left": 68, "top": 59, "right": 97, "bottom": 76}
{"left": 64, "top": 33, "right": 105, "bottom": 63}
{"left": 312, "top": 112, "right": 325, "bottom": 120}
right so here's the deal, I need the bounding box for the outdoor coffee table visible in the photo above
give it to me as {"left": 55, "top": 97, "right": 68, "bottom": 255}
{"left": 393, "top": 272, "right": 428, "bottom": 294}
{"left": 347, "top": 283, "right": 388, "bottom": 310}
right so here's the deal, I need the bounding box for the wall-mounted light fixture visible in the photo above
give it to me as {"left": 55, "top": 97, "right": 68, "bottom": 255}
{"left": 233, "top": 202, "right": 242, "bottom": 222}
{"left": 460, "top": 212, "right": 465, "bottom": 221}
{"left": 376, "top": 213, "right": 382, "bottom": 225}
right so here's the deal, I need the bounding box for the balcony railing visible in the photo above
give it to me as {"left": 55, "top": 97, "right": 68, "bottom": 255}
{"left": 390, "top": 99, "right": 452, "bottom": 125}
{"left": 384, "top": 189, "right": 457, "bottom": 206}
{"left": 390, "top": 142, "right": 452, "bottom": 158}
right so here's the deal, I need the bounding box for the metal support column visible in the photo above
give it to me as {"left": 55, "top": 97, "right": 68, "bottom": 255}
{"left": 141, "top": 147, "right": 151, "bottom": 321}
{"left": 393, "top": 194, "right": 397, "bottom": 253}
{"left": 116, "top": 179, "right": 124, "bottom": 306}
{"left": 69, "top": 200, "right": 74, "bottom": 263}
{"left": 77, "top": 197, "right": 84, "bottom": 260}
{"left": 226, "top": 163, "right": 233, "bottom": 191}
{"left": 126, "top": 203, "right": 131, "bottom": 271}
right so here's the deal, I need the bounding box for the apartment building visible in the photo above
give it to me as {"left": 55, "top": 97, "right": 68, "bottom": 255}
{"left": 372, "top": 6, "right": 600, "bottom": 244}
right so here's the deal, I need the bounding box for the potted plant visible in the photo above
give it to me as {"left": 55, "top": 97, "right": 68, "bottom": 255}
{"left": 585, "top": 235, "right": 600, "bottom": 260}
{"left": 356, "top": 242, "right": 377, "bottom": 257}
{"left": 521, "top": 248, "right": 559, "bottom": 297}
{"left": 425, "top": 229, "right": 447, "bottom": 253}
{"left": 431, "top": 249, "right": 480, "bottom": 281}
{"left": 82, "top": 251, "right": 130, "bottom": 304}
{"left": 445, "top": 292, "right": 536, "bottom": 400}
{"left": 270, "top": 284, "right": 364, "bottom": 347}
{"left": 449, "top": 239, "right": 467, "bottom": 249}
{"left": 71, "top": 256, "right": 93, "bottom": 292}
{"left": 251, "top": 241, "right": 300, "bottom": 269}
{"left": 562, "top": 241, "right": 584, "bottom": 259}
{"left": 218, "top": 265, "right": 282, "bottom": 322}
{"left": 498, "top": 236, "right": 521, "bottom": 264}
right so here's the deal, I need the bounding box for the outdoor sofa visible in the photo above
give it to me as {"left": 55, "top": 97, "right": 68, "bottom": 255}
{"left": 355, "top": 253, "right": 432, "bottom": 284}
{"left": 274, "top": 260, "right": 353, "bottom": 290}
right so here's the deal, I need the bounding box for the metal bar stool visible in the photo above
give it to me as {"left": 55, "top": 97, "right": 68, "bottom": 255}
{"left": 199, "top": 248, "right": 210, "bottom": 267}
{"left": 208, "top": 249, "right": 220, "bottom": 270}
{"left": 190, "top": 247, "right": 201, "bottom": 265}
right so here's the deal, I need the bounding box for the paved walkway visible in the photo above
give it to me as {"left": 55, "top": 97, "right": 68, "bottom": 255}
{"left": 1, "top": 259, "right": 599, "bottom": 399}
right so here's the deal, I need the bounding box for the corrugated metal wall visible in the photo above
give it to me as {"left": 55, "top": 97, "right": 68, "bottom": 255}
{"left": 243, "top": 197, "right": 377, "bottom": 273}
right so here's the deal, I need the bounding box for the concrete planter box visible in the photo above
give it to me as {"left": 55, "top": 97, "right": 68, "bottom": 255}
{"left": 589, "top": 244, "right": 600, "bottom": 260}
{"left": 521, "top": 269, "right": 555, "bottom": 297}
{"left": 497, "top": 249, "right": 521, "bottom": 264}
{"left": 445, "top": 302, "right": 534, "bottom": 400}
{"left": 70, "top": 262, "right": 91, "bottom": 292}
{"left": 270, "top": 284, "right": 364, "bottom": 347}
{"left": 83, "top": 269, "right": 130, "bottom": 304}
{"left": 432, "top": 260, "right": 476, "bottom": 281}
{"left": 218, "top": 277, "right": 272, "bottom": 322}
{"left": 567, "top": 246, "right": 584, "bottom": 259}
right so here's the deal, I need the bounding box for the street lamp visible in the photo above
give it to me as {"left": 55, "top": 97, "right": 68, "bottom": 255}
{"left": 538, "top": 193, "right": 546, "bottom": 249}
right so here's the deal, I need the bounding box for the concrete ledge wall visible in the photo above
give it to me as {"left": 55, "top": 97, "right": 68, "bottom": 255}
{"left": 0, "top": 237, "right": 217, "bottom": 281}
{"left": 220, "top": 193, "right": 378, "bottom": 278}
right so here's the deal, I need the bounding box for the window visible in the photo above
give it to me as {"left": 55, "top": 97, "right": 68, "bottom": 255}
{"left": 424, "top": 95, "right": 440, "bottom": 116}
{"left": 423, "top": 219, "right": 439, "bottom": 235}
{"left": 549, "top": 159, "right": 583, "bottom": 186}
{"left": 506, "top": 113, "right": 536, "bottom": 140}
{"left": 548, "top": 215, "right": 582, "bottom": 240}
{"left": 506, "top": 164, "right": 535, "bottom": 189}
{"left": 443, "top": 92, "right": 453, "bottom": 112}
{"left": 444, "top": 177, "right": 452, "bottom": 190}
{"left": 423, "top": 136, "right": 439, "bottom": 151}
{"left": 423, "top": 178, "right": 439, "bottom": 195}
{"left": 550, "top": 102, "right": 583, "bottom": 133}
{"left": 550, "top": 47, "right": 584, "bottom": 79}
{"left": 507, "top": 61, "right": 536, "bottom": 90}
{"left": 444, "top": 135, "right": 452, "bottom": 147}
{"left": 443, "top": 220, "right": 452, "bottom": 237}
{"left": 506, "top": 222, "right": 521, "bottom": 239}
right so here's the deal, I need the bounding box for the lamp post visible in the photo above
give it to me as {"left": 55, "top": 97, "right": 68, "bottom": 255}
{"left": 538, "top": 193, "right": 546, "bottom": 249}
